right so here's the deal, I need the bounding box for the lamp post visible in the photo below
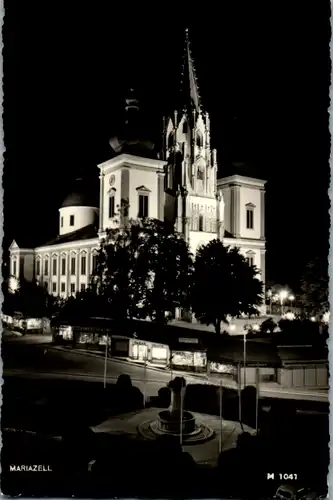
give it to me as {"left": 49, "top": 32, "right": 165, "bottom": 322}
{"left": 289, "top": 295, "right": 295, "bottom": 313}
{"left": 278, "top": 290, "right": 288, "bottom": 316}
{"left": 243, "top": 330, "right": 247, "bottom": 389}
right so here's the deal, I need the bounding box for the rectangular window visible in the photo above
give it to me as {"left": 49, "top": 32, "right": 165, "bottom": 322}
{"left": 52, "top": 282, "right": 57, "bottom": 293}
{"left": 52, "top": 259, "right": 57, "bottom": 276}
{"left": 70, "top": 283, "right": 75, "bottom": 294}
{"left": 61, "top": 258, "right": 66, "bottom": 275}
{"left": 61, "top": 216, "right": 64, "bottom": 228}
{"left": 199, "top": 215, "right": 204, "bottom": 231}
{"left": 109, "top": 195, "right": 115, "bottom": 218}
{"left": 71, "top": 257, "right": 76, "bottom": 275}
{"left": 70, "top": 215, "right": 75, "bottom": 226}
{"left": 138, "top": 194, "right": 149, "bottom": 218}
{"left": 44, "top": 282, "right": 48, "bottom": 290}
{"left": 246, "top": 257, "right": 254, "bottom": 267}
{"left": 80, "top": 283, "right": 86, "bottom": 292}
{"left": 36, "top": 260, "right": 40, "bottom": 276}
{"left": 13, "top": 260, "right": 17, "bottom": 276}
{"left": 61, "top": 283, "right": 65, "bottom": 293}
{"left": 81, "top": 255, "right": 86, "bottom": 275}
{"left": 246, "top": 209, "right": 254, "bottom": 229}
{"left": 92, "top": 255, "right": 98, "bottom": 273}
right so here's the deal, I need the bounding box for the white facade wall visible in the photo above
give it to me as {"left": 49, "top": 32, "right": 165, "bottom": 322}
{"left": 239, "top": 186, "right": 261, "bottom": 239}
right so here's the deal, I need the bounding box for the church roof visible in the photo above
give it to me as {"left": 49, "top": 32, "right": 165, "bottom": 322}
{"left": 60, "top": 178, "right": 98, "bottom": 208}
{"left": 39, "top": 224, "right": 98, "bottom": 247}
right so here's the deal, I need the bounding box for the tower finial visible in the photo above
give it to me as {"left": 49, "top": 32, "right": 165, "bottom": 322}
{"left": 180, "top": 28, "right": 201, "bottom": 114}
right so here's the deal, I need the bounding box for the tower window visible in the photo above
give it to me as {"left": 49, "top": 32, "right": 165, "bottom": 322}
{"left": 52, "top": 259, "right": 57, "bottom": 276}
{"left": 199, "top": 214, "right": 204, "bottom": 232}
{"left": 36, "top": 260, "right": 40, "bottom": 276}
{"left": 70, "top": 215, "right": 75, "bottom": 226}
{"left": 61, "top": 216, "right": 64, "bottom": 228}
{"left": 138, "top": 194, "right": 149, "bottom": 218}
{"left": 246, "top": 256, "right": 254, "bottom": 267}
{"left": 81, "top": 255, "right": 86, "bottom": 275}
{"left": 61, "top": 258, "right": 66, "bottom": 275}
{"left": 71, "top": 257, "right": 76, "bottom": 275}
{"left": 109, "top": 194, "right": 115, "bottom": 218}
{"left": 196, "top": 131, "right": 204, "bottom": 148}
{"left": 44, "top": 259, "right": 49, "bottom": 276}
{"left": 246, "top": 208, "right": 254, "bottom": 229}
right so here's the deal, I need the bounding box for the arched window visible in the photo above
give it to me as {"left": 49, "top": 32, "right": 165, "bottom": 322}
{"left": 196, "top": 130, "right": 204, "bottom": 148}
{"left": 167, "top": 131, "right": 174, "bottom": 149}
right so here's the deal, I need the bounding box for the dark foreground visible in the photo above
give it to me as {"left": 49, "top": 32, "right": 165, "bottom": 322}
{"left": 1, "top": 375, "right": 329, "bottom": 498}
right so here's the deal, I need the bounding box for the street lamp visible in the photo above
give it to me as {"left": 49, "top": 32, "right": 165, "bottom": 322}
{"left": 289, "top": 294, "right": 295, "bottom": 313}
{"left": 243, "top": 329, "right": 247, "bottom": 389}
{"left": 278, "top": 290, "right": 288, "bottom": 316}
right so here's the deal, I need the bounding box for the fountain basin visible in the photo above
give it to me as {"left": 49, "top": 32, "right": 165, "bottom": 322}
{"left": 157, "top": 410, "right": 196, "bottom": 435}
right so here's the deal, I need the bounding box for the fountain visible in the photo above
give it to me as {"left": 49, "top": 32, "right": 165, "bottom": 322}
{"left": 138, "top": 377, "right": 214, "bottom": 444}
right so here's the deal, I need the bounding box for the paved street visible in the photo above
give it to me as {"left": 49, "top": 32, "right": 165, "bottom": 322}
{"left": 2, "top": 330, "right": 329, "bottom": 403}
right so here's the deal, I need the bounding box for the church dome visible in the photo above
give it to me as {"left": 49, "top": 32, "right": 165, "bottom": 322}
{"left": 60, "top": 178, "right": 98, "bottom": 208}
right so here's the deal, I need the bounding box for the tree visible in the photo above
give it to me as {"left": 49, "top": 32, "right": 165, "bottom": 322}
{"left": 2, "top": 279, "right": 54, "bottom": 318}
{"left": 191, "top": 240, "right": 263, "bottom": 334}
{"left": 300, "top": 257, "right": 329, "bottom": 316}
{"left": 133, "top": 219, "right": 193, "bottom": 324}
{"left": 93, "top": 218, "right": 193, "bottom": 325}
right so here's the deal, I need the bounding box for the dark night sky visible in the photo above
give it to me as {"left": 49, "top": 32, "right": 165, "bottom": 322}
{"left": 3, "top": 2, "right": 331, "bottom": 291}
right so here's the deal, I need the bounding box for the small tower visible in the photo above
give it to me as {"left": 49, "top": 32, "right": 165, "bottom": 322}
{"left": 162, "top": 29, "right": 223, "bottom": 256}
{"left": 59, "top": 177, "right": 99, "bottom": 236}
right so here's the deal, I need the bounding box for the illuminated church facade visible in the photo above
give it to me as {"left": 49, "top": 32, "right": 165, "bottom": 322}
{"left": 9, "top": 30, "right": 266, "bottom": 313}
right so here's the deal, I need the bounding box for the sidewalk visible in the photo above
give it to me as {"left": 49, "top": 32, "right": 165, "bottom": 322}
{"left": 50, "top": 345, "right": 328, "bottom": 402}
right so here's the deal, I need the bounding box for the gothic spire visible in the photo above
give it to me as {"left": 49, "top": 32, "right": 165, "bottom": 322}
{"left": 180, "top": 28, "right": 202, "bottom": 114}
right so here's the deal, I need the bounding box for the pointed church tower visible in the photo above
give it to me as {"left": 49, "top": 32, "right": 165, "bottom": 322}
{"left": 162, "top": 29, "right": 224, "bottom": 256}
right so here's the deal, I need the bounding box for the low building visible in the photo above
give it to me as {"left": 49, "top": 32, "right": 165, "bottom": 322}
{"left": 277, "top": 346, "right": 328, "bottom": 389}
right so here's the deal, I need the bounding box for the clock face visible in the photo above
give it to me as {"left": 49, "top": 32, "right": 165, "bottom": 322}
{"left": 109, "top": 174, "right": 115, "bottom": 186}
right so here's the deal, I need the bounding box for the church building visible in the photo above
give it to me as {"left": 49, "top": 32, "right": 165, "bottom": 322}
{"left": 9, "top": 30, "right": 266, "bottom": 313}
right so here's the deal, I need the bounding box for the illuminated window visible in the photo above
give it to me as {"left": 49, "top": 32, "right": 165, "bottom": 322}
{"left": 81, "top": 255, "right": 86, "bottom": 275}
{"left": 152, "top": 347, "right": 167, "bottom": 360}
{"left": 138, "top": 194, "right": 149, "bottom": 218}
{"left": 70, "top": 215, "right": 75, "bottom": 226}
{"left": 109, "top": 194, "right": 115, "bottom": 218}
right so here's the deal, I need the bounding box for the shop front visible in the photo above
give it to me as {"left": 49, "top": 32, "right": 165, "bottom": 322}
{"left": 169, "top": 337, "right": 207, "bottom": 373}
{"left": 129, "top": 338, "right": 169, "bottom": 366}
